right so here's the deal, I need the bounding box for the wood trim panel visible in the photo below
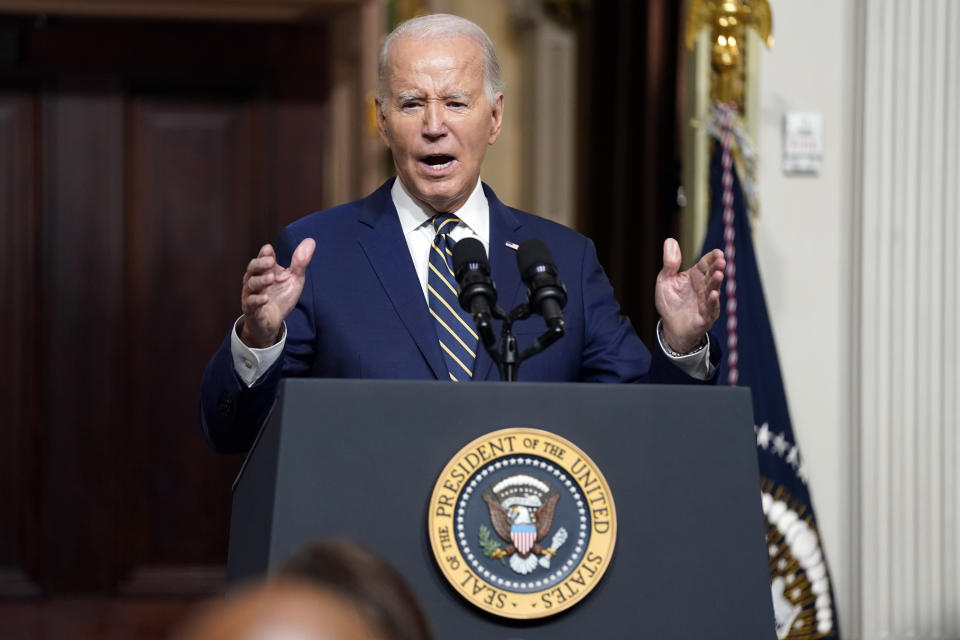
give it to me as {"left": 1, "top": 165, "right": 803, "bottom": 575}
{"left": 39, "top": 85, "right": 126, "bottom": 589}
{"left": 0, "top": 0, "right": 355, "bottom": 23}
{"left": 123, "top": 98, "right": 252, "bottom": 581}
{"left": 0, "top": 92, "right": 43, "bottom": 597}
{"left": 0, "top": 596, "right": 204, "bottom": 639}
{"left": 0, "top": 5, "right": 381, "bottom": 619}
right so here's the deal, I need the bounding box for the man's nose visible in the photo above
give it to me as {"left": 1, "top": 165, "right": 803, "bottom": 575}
{"left": 422, "top": 101, "right": 447, "bottom": 139}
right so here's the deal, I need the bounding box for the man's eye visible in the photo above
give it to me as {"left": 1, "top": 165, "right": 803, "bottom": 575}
{"left": 401, "top": 102, "right": 422, "bottom": 110}
{"left": 447, "top": 102, "right": 466, "bottom": 109}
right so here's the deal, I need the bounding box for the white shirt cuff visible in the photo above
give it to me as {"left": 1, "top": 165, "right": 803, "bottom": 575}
{"left": 230, "top": 317, "right": 286, "bottom": 387}
{"left": 656, "top": 320, "right": 714, "bottom": 380}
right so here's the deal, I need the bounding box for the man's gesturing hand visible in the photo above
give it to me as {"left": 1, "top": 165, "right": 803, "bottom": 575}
{"left": 240, "top": 238, "right": 316, "bottom": 348}
{"left": 655, "top": 238, "right": 725, "bottom": 354}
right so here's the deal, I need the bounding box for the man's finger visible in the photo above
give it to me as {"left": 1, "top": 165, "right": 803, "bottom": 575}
{"left": 710, "top": 266, "right": 725, "bottom": 286}
{"left": 706, "top": 289, "right": 721, "bottom": 316}
{"left": 245, "top": 272, "right": 276, "bottom": 292}
{"left": 246, "top": 254, "right": 277, "bottom": 276}
{"left": 659, "top": 238, "right": 682, "bottom": 278}
{"left": 697, "top": 248, "right": 724, "bottom": 274}
{"left": 258, "top": 244, "right": 275, "bottom": 259}
{"left": 289, "top": 238, "right": 317, "bottom": 277}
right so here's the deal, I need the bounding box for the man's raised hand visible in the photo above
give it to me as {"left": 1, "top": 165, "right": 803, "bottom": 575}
{"left": 655, "top": 238, "right": 725, "bottom": 354}
{"left": 239, "top": 238, "right": 316, "bottom": 348}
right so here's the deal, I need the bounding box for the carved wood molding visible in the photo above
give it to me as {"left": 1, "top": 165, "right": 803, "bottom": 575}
{"left": 0, "top": 0, "right": 359, "bottom": 23}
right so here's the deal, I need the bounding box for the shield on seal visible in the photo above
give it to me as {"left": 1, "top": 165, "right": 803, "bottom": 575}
{"left": 511, "top": 523, "right": 537, "bottom": 555}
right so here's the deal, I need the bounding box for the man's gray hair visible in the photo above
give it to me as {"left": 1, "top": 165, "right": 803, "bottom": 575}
{"left": 377, "top": 13, "right": 504, "bottom": 106}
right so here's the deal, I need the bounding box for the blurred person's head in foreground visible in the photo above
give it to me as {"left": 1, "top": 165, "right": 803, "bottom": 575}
{"left": 275, "top": 539, "right": 433, "bottom": 640}
{"left": 175, "top": 540, "right": 433, "bottom": 640}
{"left": 175, "top": 578, "right": 385, "bottom": 640}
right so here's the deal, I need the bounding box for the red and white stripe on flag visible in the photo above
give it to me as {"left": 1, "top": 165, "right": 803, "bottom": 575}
{"left": 511, "top": 525, "right": 537, "bottom": 554}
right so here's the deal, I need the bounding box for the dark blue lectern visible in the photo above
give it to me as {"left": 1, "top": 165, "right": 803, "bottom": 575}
{"left": 228, "top": 380, "right": 775, "bottom": 639}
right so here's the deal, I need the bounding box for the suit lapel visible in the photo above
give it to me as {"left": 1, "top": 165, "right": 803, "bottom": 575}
{"left": 356, "top": 182, "right": 446, "bottom": 380}
{"left": 477, "top": 184, "right": 526, "bottom": 381}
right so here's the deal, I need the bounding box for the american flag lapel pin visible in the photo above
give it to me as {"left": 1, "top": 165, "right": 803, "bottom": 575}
{"left": 505, "top": 241, "right": 519, "bottom": 250}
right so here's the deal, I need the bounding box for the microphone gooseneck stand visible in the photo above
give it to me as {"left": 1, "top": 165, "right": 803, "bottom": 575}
{"left": 453, "top": 238, "right": 566, "bottom": 382}
{"left": 486, "top": 301, "right": 564, "bottom": 382}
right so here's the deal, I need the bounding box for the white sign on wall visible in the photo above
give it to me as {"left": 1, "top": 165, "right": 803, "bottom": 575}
{"left": 783, "top": 111, "right": 823, "bottom": 175}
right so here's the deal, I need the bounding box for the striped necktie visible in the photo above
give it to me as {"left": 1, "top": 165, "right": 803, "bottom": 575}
{"left": 427, "top": 213, "right": 479, "bottom": 380}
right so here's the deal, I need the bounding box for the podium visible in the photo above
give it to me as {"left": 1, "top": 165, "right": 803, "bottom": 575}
{"left": 228, "top": 379, "right": 775, "bottom": 639}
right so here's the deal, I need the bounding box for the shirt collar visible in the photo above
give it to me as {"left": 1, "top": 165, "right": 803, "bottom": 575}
{"left": 391, "top": 177, "right": 489, "bottom": 239}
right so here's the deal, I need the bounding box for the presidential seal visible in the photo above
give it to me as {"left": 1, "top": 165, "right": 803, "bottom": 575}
{"left": 428, "top": 428, "right": 616, "bottom": 619}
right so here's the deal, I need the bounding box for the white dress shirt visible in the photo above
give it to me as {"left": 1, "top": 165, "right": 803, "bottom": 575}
{"left": 393, "top": 176, "right": 489, "bottom": 301}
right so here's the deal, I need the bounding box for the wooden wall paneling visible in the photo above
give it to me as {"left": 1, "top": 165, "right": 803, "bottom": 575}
{"left": 273, "top": 11, "right": 381, "bottom": 219}
{"left": 121, "top": 97, "right": 253, "bottom": 595}
{"left": 40, "top": 84, "right": 126, "bottom": 591}
{"left": 18, "top": 17, "right": 334, "bottom": 81}
{"left": 0, "top": 596, "right": 203, "bottom": 639}
{"left": 0, "top": 11, "right": 370, "bottom": 634}
{"left": 267, "top": 98, "right": 329, "bottom": 230}
{"left": 262, "top": 29, "right": 332, "bottom": 235}
{"left": 0, "top": 0, "right": 347, "bottom": 23}
{"left": 0, "top": 91, "right": 43, "bottom": 597}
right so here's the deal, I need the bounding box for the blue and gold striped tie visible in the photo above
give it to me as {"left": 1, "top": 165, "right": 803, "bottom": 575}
{"left": 428, "top": 213, "right": 478, "bottom": 380}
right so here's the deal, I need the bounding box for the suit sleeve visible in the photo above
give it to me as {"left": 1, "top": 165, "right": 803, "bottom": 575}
{"left": 198, "top": 227, "right": 318, "bottom": 453}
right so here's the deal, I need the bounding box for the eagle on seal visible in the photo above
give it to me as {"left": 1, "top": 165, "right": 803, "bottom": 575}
{"left": 482, "top": 475, "right": 562, "bottom": 575}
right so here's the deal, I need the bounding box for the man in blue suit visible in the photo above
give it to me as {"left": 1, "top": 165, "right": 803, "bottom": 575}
{"left": 201, "top": 14, "right": 726, "bottom": 453}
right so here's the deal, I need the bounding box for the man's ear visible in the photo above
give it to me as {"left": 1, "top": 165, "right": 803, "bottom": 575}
{"left": 488, "top": 92, "right": 504, "bottom": 145}
{"left": 375, "top": 98, "right": 391, "bottom": 148}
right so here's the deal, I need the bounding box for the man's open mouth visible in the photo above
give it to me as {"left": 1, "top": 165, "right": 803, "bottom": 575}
{"left": 421, "top": 154, "right": 455, "bottom": 170}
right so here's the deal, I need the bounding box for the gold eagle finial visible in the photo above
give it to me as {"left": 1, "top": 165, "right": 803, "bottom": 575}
{"left": 685, "top": 0, "right": 774, "bottom": 107}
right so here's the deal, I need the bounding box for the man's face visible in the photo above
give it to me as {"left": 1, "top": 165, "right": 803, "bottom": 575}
{"left": 377, "top": 34, "right": 503, "bottom": 214}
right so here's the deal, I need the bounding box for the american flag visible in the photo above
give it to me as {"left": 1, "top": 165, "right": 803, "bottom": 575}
{"left": 700, "top": 101, "right": 839, "bottom": 639}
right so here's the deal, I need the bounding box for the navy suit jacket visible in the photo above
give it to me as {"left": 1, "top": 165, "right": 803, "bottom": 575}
{"left": 200, "top": 180, "right": 719, "bottom": 452}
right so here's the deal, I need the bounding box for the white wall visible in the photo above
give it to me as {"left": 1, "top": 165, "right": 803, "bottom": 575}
{"left": 757, "top": 2, "right": 960, "bottom": 638}
{"left": 754, "top": 0, "right": 856, "bottom": 633}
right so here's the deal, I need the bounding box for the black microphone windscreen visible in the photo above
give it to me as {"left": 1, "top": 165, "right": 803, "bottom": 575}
{"left": 452, "top": 237, "right": 489, "bottom": 275}
{"left": 516, "top": 239, "right": 556, "bottom": 275}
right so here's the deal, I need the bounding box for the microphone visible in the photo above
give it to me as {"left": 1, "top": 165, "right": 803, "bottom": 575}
{"left": 516, "top": 239, "right": 567, "bottom": 329}
{"left": 452, "top": 238, "right": 497, "bottom": 329}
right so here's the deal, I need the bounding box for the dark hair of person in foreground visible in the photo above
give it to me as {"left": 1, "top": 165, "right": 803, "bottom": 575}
{"left": 275, "top": 539, "right": 434, "bottom": 640}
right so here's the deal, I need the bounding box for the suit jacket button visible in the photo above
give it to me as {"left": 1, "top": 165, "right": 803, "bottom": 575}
{"left": 218, "top": 391, "right": 235, "bottom": 417}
